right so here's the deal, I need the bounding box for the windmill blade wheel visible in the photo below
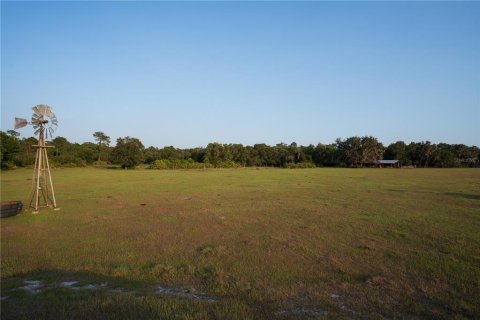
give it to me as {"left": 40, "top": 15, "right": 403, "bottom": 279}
{"left": 31, "top": 104, "right": 58, "bottom": 140}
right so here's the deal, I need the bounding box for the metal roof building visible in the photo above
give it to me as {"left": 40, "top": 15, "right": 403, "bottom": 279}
{"left": 378, "top": 160, "right": 400, "bottom": 165}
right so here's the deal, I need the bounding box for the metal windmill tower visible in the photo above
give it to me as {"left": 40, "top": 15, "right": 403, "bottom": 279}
{"left": 15, "top": 105, "right": 59, "bottom": 213}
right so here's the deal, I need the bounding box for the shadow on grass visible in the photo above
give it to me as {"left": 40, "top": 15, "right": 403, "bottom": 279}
{"left": 0, "top": 269, "right": 257, "bottom": 320}
{"left": 443, "top": 192, "right": 480, "bottom": 200}
{"left": 386, "top": 190, "right": 480, "bottom": 201}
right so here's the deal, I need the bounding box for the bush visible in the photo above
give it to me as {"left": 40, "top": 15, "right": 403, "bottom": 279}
{"left": 286, "top": 162, "right": 317, "bottom": 169}
{"left": 1, "top": 161, "right": 17, "bottom": 170}
{"left": 93, "top": 160, "right": 110, "bottom": 167}
{"left": 151, "top": 159, "right": 169, "bottom": 170}
{"left": 215, "top": 161, "right": 241, "bottom": 168}
{"left": 150, "top": 159, "right": 211, "bottom": 170}
{"left": 50, "top": 160, "right": 87, "bottom": 168}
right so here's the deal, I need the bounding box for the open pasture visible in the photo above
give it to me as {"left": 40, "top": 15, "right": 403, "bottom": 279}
{"left": 1, "top": 168, "right": 479, "bottom": 319}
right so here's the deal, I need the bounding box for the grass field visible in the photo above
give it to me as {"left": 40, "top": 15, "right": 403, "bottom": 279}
{"left": 1, "top": 168, "right": 479, "bottom": 319}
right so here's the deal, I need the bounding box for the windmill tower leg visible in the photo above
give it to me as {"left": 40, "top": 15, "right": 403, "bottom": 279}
{"left": 28, "top": 145, "right": 39, "bottom": 211}
{"left": 44, "top": 145, "right": 57, "bottom": 208}
{"left": 29, "top": 128, "right": 57, "bottom": 213}
{"left": 30, "top": 143, "right": 42, "bottom": 213}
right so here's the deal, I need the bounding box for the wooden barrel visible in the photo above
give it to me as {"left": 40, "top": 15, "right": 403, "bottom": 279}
{"left": 0, "top": 201, "right": 23, "bottom": 218}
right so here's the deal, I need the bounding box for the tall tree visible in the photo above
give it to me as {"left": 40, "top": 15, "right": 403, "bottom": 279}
{"left": 112, "top": 136, "right": 144, "bottom": 168}
{"left": 144, "top": 146, "right": 161, "bottom": 164}
{"left": 433, "top": 143, "right": 456, "bottom": 167}
{"left": 204, "top": 143, "right": 229, "bottom": 166}
{"left": 313, "top": 143, "right": 338, "bottom": 167}
{"left": 419, "top": 141, "right": 435, "bottom": 168}
{"left": 230, "top": 144, "right": 248, "bottom": 166}
{"left": 360, "top": 136, "right": 384, "bottom": 166}
{"left": 274, "top": 143, "right": 291, "bottom": 167}
{"left": 6, "top": 130, "right": 20, "bottom": 138}
{"left": 93, "top": 131, "right": 111, "bottom": 161}
{"left": 384, "top": 141, "right": 407, "bottom": 164}
{"left": 254, "top": 143, "right": 272, "bottom": 166}
{"left": 159, "top": 146, "right": 184, "bottom": 160}
{"left": 336, "top": 137, "right": 362, "bottom": 167}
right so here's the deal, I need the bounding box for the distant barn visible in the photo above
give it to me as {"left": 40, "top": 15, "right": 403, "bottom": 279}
{"left": 363, "top": 160, "right": 401, "bottom": 168}
{"left": 377, "top": 160, "right": 400, "bottom": 168}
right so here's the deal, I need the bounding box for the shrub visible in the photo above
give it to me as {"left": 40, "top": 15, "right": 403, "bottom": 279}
{"left": 93, "top": 160, "right": 109, "bottom": 167}
{"left": 150, "top": 159, "right": 211, "bottom": 170}
{"left": 50, "top": 160, "right": 87, "bottom": 168}
{"left": 286, "top": 162, "right": 317, "bottom": 169}
{"left": 215, "top": 161, "right": 241, "bottom": 168}
{"left": 1, "top": 161, "right": 17, "bottom": 170}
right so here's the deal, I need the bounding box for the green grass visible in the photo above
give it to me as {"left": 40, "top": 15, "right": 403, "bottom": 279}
{"left": 1, "top": 168, "right": 479, "bottom": 319}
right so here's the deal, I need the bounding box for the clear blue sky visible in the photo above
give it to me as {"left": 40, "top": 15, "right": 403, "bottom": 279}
{"left": 2, "top": 1, "right": 479, "bottom": 148}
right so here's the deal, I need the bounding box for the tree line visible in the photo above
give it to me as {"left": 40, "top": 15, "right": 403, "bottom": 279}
{"left": 1, "top": 130, "right": 479, "bottom": 170}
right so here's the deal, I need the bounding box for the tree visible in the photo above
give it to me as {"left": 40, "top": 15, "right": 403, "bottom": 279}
{"left": 17, "top": 137, "right": 38, "bottom": 166}
{"left": 360, "top": 136, "right": 384, "bottom": 166}
{"left": 144, "top": 146, "right": 161, "bottom": 164}
{"left": 433, "top": 143, "right": 456, "bottom": 167}
{"left": 274, "top": 143, "right": 291, "bottom": 167}
{"left": 230, "top": 144, "right": 248, "bottom": 166}
{"left": 93, "top": 131, "right": 111, "bottom": 161}
{"left": 313, "top": 143, "right": 338, "bottom": 167}
{"left": 406, "top": 142, "right": 421, "bottom": 167}
{"left": 0, "top": 131, "right": 20, "bottom": 169}
{"left": 93, "top": 131, "right": 111, "bottom": 146}
{"left": 289, "top": 142, "right": 306, "bottom": 163}
{"left": 203, "top": 143, "right": 240, "bottom": 167}
{"left": 111, "top": 136, "right": 144, "bottom": 168}
{"left": 189, "top": 147, "right": 206, "bottom": 163}
{"left": 254, "top": 143, "right": 273, "bottom": 166}
{"left": 6, "top": 130, "right": 20, "bottom": 138}
{"left": 51, "top": 136, "right": 70, "bottom": 157}
{"left": 78, "top": 142, "right": 98, "bottom": 164}
{"left": 159, "top": 146, "right": 184, "bottom": 160}
{"left": 302, "top": 144, "right": 315, "bottom": 163}
{"left": 335, "top": 136, "right": 383, "bottom": 167}
{"left": 384, "top": 141, "right": 408, "bottom": 164}
{"left": 336, "top": 137, "right": 362, "bottom": 167}
{"left": 453, "top": 144, "right": 479, "bottom": 167}
{"left": 417, "top": 141, "right": 435, "bottom": 168}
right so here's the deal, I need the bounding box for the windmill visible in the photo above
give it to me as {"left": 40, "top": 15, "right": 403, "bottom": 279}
{"left": 15, "top": 105, "right": 58, "bottom": 213}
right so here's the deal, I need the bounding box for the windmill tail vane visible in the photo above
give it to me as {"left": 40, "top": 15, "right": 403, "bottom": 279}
{"left": 14, "top": 117, "right": 28, "bottom": 129}
{"left": 14, "top": 104, "right": 59, "bottom": 213}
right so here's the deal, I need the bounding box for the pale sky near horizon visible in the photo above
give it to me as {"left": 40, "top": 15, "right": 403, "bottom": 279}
{"left": 1, "top": 1, "right": 479, "bottom": 148}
